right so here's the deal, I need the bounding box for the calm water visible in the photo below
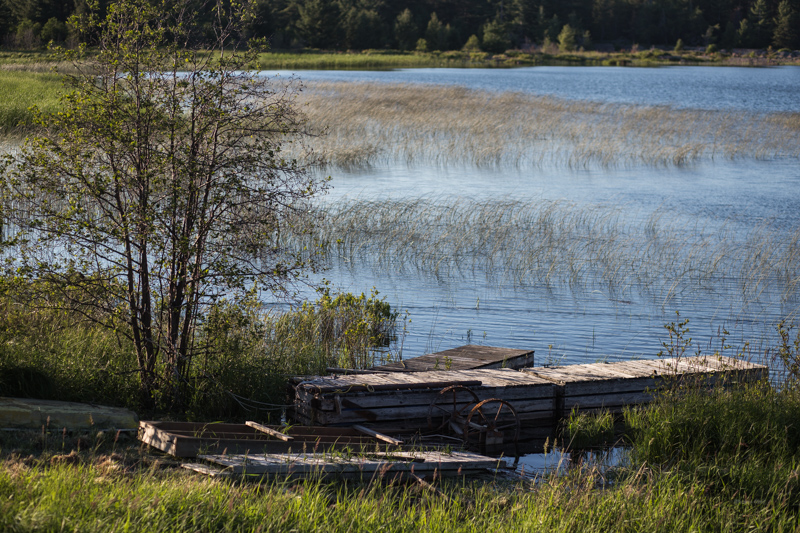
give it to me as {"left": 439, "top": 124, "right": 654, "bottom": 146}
{"left": 266, "top": 66, "right": 800, "bottom": 366}
{"left": 265, "top": 65, "right": 800, "bottom": 112}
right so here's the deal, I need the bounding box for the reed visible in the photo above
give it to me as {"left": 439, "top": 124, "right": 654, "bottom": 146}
{"left": 301, "top": 197, "right": 800, "bottom": 309}
{"left": 290, "top": 82, "right": 800, "bottom": 169}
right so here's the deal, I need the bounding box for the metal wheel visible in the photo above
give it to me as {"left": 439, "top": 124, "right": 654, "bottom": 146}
{"left": 463, "top": 398, "right": 521, "bottom": 455}
{"left": 427, "top": 385, "right": 480, "bottom": 432}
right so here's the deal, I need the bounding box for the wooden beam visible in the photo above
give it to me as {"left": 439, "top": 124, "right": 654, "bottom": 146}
{"left": 352, "top": 424, "right": 404, "bottom": 446}
{"left": 245, "top": 421, "right": 293, "bottom": 442}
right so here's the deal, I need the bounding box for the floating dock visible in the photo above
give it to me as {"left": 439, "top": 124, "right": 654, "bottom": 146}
{"left": 291, "top": 355, "right": 767, "bottom": 437}
{"left": 0, "top": 397, "right": 138, "bottom": 430}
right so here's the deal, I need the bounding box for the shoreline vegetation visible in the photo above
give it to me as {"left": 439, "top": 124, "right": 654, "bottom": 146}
{"left": 2, "top": 46, "right": 800, "bottom": 73}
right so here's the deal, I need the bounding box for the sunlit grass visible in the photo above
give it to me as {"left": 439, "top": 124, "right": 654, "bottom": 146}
{"left": 3, "top": 380, "right": 800, "bottom": 533}
{"left": 256, "top": 50, "right": 488, "bottom": 70}
{"left": 291, "top": 82, "right": 800, "bottom": 169}
{"left": 0, "top": 70, "right": 62, "bottom": 135}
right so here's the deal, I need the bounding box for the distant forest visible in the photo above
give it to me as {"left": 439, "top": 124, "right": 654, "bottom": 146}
{"left": 2, "top": 0, "right": 799, "bottom": 52}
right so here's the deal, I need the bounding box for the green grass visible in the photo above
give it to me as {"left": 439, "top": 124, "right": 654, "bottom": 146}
{"left": 0, "top": 70, "right": 62, "bottom": 135}
{"left": 2, "top": 381, "right": 800, "bottom": 532}
{"left": 0, "top": 285, "right": 401, "bottom": 421}
{"left": 255, "top": 49, "right": 497, "bottom": 70}
{"left": 1, "top": 286, "right": 800, "bottom": 531}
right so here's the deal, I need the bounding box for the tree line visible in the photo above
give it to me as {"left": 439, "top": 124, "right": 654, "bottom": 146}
{"left": 2, "top": 0, "right": 799, "bottom": 54}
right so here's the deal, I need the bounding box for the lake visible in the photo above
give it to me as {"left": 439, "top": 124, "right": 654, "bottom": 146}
{"left": 264, "top": 66, "right": 800, "bottom": 369}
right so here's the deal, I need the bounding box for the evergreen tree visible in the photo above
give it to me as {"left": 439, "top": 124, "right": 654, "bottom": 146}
{"left": 297, "top": 0, "right": 341, "bottom": 48}
{"left": 558, "top": 23, "right": 577, "bottom": 51}
{"left": 425, "top": 12, "right": 444, "bottom": 50}
{"left": 482, "top": 18, "right": 511, "bottom": 53}
{"left": 545, "top": 13, "right": 561, "bottom": 42}
{"left": 737, "top": 18, "right": 752, "bottom": 47}
{"left": 773, "top": 0, "right": 800, "bottom": 49}
{"left": 394, "top": 7, "right": 417, "bottom": 50}
{"left": 749, "top": 0, "right": 773, "bottom": 47}
{"left": 462, "top": 33, "right": 482, "bottom": 50}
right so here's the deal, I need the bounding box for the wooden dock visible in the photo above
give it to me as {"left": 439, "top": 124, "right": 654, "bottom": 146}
{"left": 185, "top": 449, "right": 502, "bottom": 479}
{"left": 522, "top": 356, "right": 763, "bottom": 416}
{"left": 369, "top": 345, "right": 534, "bottom": 373}
{"left": 292, "top": 356, "right": 767, "bottom": 437}
{"left": 293, "top": 367, "right": 554, "bottom": 430}
{"left": 138, "top": 421, "right": 405, "bottom": 458}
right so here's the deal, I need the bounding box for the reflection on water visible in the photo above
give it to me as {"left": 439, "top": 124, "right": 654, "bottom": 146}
{"left": 498, "top": 446, "right": 629, "bottom": 480}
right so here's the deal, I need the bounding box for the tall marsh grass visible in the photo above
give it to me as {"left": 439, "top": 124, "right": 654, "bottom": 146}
{"left": 0, "top": 70, "right": 62, "bottom": 135}
{"left": 0, "top": 287, "right": 401, "bottom": 419}
{"left": 291, "top": 82, "right": 800, "bottom": 169}
{"left": 304, "top": 197, "right": 800, "bottom": 307}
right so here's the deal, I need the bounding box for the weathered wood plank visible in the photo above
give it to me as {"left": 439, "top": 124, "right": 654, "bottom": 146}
{"left": 197, "top": 450, "right": 501, "bottom": 476}
{"left": 371, "top": 345, "right": 534, "bottom": 373}
{"left": 297, "top": 398, "right": 556, "bottom": 425}
{"left": 139, "top": 421, "right": 398, "bottom": 458}
{"left": 246, "top": 421, "right": 293, "bottom": 442}
{"left": 352, "top": 425, "right": 404, "bottom": 446}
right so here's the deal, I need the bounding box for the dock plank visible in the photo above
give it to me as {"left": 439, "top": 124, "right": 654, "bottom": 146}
{"left": 371, "top": 345, "right": 534, "bottom": 373}
{"left": 196, "top": 450, "right": 501, "bottom": 477}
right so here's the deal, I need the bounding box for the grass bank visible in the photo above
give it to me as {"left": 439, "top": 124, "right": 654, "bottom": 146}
{"left": 210, "top": 48, "right": 800, "bottom": 70}
{"left": 3, "top": 47, "right": 798, "bottom": 74}
{"left": 2, "top": 379, "right": 799, "bottom": 532}
{"left": 0, "top": 70, "right": 62, "bottom": 136}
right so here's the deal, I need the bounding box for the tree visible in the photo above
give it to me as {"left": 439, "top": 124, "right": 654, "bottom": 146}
{"left": 425, "top": 12, "right": 444, "bottom": 50}
{"left": 297, "top": 0, "right": 341, "bottom": 48}
{"left": 749, "top": 0, "right": 773, "bottom": 47}
{"left": 0, "top": 0, "right": 325, "bottom": 411}
{"left": 39, "top": 16, "right": 66, "bottom": 44}
{"left": 342, "top": 7, "right": 384, "bottom": 49}
{"left": 773, "top": 0, "right": 800, "bottom": 49}
{"left": 482, "top": 18, "right": 511, "bottom": 53}
{"left": 394, "top": 7, "right": 418, "bottom": 50}
{"left": 462, "top": 33, "right": 482, "bottom": 51}
{"left": 557, "top": 23, "right": 577, "bottom": 51}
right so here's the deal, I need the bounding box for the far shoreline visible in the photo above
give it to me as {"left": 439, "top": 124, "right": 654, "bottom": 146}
{"left": 2, "top": 47, "right": 800, "bottom": 73}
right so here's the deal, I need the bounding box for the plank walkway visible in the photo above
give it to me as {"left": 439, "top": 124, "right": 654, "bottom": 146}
{"left": 186, "top": 449, "right": 501, "bottom": 479}
{"left": 370, "top": 345, "right": 534, "bottom": 373}
{"left": 292, "top": 355, "right": 767, "bottom": 432}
